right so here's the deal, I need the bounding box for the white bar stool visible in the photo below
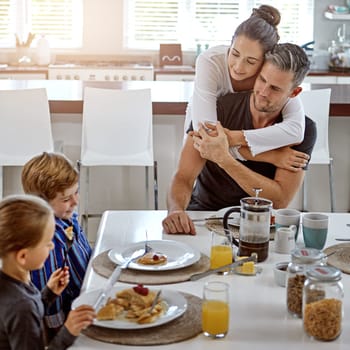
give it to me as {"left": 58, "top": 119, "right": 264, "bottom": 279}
{"left": 79, "top": 87, "right": 158, "bottom": 235}
{"left": 0, "top": 88, "right": 54, "bottom": 198}
{"left": 299, "top": 88, "right": 335, "bottom": 212}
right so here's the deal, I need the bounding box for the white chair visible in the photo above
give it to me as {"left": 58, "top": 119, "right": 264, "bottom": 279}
{"left": 299, "top": 88, "right": 335, "bottom": 212}
{"left": 0, "top": 88, "right": 54, "bottom": 198}
{"left": 79, "top": 87, "right": 158, "bottom": 233}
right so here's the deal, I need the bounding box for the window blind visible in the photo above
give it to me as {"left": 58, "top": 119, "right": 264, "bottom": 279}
{"left": 0, "top": 0, "right": 82, "bottom": 48}
{"left": 124, "top": 0, "right": 314, "bottom": 50}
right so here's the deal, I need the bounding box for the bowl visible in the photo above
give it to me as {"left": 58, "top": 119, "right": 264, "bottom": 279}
{"left": 273, "top": 261, "right": 289, "bottom": 287}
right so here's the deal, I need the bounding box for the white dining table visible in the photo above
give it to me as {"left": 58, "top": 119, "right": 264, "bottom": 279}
{"left": 69, "top": 210, "right": 350, "bottom": 350}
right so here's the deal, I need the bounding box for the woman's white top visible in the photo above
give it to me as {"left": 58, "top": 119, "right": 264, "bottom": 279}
{"left": 185, "top": 45, "right": 305, "bottom": 156}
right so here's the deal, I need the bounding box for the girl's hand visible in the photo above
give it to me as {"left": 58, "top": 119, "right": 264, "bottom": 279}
{"left": 47, "top": 267, "right": 70, "bottom": 295}
{"left": 65, "top": 305, "right": 96, "bottom": 336}
{"left": 270, "top": 147, "right": 309, "bottom": 172}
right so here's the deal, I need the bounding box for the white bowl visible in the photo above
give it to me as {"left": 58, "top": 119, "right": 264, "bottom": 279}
{"left": 273, "top": 261, "right": 289, "bottom": 287}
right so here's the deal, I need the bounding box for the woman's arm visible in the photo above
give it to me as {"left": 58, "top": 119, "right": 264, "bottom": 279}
{"left": 242, "top": 96, "right": 305, "bottom": 156}
{"left": 190, "top": 52, "right": 225, "bottom": 131}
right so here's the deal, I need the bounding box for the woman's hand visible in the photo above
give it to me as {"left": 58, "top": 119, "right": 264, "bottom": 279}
{"left": 65, "top": 305, "right": 96, "bottom": 336}
{"left": 47, "top": 267, "right": 69, "bottom": 295}
{"left": 270, "top": 147, "right": 310, "bottom": 172}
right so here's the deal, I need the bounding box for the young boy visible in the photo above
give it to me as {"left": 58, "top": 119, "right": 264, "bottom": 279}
{"left": 21, "top": 152, "right": 92, "bottom": 337}
{"left": 0, "top": 194, "right": 95, "bottom": 349}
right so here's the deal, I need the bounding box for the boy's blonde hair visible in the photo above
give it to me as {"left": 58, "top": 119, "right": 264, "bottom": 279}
{"left": 0, "top": 194, "right": 53, "bottom": 258}
{"left": 21, "top": 152, "right": 79, "bottom": 201}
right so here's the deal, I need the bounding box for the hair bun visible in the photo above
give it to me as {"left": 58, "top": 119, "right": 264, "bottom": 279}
{"left": 252, "top": 5, "right": 281, "bottom": 27}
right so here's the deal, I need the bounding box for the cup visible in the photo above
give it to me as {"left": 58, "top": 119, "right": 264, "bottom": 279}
{"left": 273, "top": 261, "right": 289, "bottom": 287}
{"left": 210, "top": 231, "right": 233, "bottom": 269}
{"left": 202, "top": 281, "right": 229, "bottom": 338}
{"left": 274, "top": 225, "right": 296, "bottom": 254}
{"left": 302, "top": 213, "right": 329, "bottom": 250}
{"left": 275, "top": 208, "right": 301, "bottom": 241}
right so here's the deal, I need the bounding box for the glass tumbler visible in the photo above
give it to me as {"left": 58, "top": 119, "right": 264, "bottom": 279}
{"left": 210, "top": 230, "right": 233, "bottom": 270}
{"left": 202, "top": 281, "right": 230, "bottom": 338}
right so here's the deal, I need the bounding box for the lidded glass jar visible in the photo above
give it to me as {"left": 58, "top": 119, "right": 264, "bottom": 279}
{"left": 286, "top": 248, "right": 324, "bottom": 317}
{"left": 303, "top": 266, "right": 343, "bottom": 341}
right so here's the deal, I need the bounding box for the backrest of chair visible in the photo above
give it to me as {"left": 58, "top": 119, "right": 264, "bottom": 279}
{"left": 81, "top": 87, "right": 154, "bottom": 166}
{"left": 0, "top": 88, "right": 54, "bottom": 165}
{"left": 299, "top": 88, "right": 331, "bottom": 165}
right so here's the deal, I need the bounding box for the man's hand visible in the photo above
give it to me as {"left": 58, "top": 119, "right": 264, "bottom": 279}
{"left": 162, "top": 210, "right": 196, "bottom": 235}
{"left": 192, "top": 122, "right": 232, "bottom": 165}
{"left": 47, "top": 267, "right": 70, "bottom": 295}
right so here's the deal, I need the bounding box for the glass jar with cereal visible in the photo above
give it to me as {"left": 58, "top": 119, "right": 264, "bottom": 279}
{"left": 303, "top": 266, "right": 343, "bottom": 341}
{"left": 286, "top": 248, "right": 324, "bottom": 317}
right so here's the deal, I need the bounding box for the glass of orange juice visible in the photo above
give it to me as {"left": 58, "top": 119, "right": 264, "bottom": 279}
{"left": 210, "top": 231, "right": 233, "bottom": 269}
{"left": 202, "top": 281, "right": 230, "bottom": 338}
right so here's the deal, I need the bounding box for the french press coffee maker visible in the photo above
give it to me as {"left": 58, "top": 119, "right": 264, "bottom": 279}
{"left": 223, "top": 189, "right": 272, "bottom": 262}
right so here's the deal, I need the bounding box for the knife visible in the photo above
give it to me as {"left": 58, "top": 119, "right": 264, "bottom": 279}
{"left": 190, "top": 254, "right": 257, "bottom": 281}
{"left": 92, "top": 248, "right": 145, "bottom": 310}
{"left": 191, "top": 217, "right": 231, "bottom": 222}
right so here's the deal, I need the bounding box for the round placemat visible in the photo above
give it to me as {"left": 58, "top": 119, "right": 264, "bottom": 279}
{"left": 205, "top": 218, "right": 275, "bottom": 240}
{"left": 324, "top": 243, "right": 350, "bottom": 274}
{"left": 82, "top": 292, "right": 202, "bottom": 345}
{"left": 92, "top": 250, "right": 210, "bottom": 285}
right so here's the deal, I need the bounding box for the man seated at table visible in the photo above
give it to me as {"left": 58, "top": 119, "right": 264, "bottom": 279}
{"left": 162, "top": 43, "right": 316, "bottom": 235}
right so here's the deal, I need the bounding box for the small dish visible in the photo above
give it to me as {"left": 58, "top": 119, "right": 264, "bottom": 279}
{"left": 273, "top": 261, "right": 289, "bottom": 287}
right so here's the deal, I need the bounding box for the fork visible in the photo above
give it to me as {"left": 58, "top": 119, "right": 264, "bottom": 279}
{"left": 149, "top": 290, "right": 162, "bottom": 314}
{"left": 144, "top": 230, "right": 153, "bottom": 254}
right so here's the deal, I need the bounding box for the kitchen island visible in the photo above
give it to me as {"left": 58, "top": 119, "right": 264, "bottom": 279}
{"left": 0, "top": 80, "right": 349, "bottom": 117}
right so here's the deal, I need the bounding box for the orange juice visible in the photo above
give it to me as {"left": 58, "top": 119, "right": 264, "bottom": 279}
{"left": 210, "top": 245, "right": 233, "bottom": 269}
{"left": 202, "top": 300, "right": 229, "bottom": 336}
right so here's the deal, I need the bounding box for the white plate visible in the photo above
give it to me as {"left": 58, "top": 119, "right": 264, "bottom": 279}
{"left": 108, "top": 240, "right": 201, "bottom": 271}
{"left": 72, "top": 287, "right": 187, "bottom": 330}
{"left": 215, "top": 207, "right": 275, "bottom": 228}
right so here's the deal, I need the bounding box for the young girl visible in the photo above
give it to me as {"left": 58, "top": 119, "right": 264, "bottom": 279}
{"left": 0, "top": 195, "right": 95, "bottom": 350}
{"left": 21, "top": 152, "right": 92, "bottom": 338}
{"left": 186, "top": 5, "right": 306, "bottom": 162}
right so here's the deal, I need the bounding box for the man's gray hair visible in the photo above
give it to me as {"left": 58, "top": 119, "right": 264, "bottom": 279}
{"left": 265, "top": 43, "right": 310, "bottom": 87}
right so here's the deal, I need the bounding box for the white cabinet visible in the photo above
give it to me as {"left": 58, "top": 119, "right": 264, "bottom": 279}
{"left": 304, "top": 75, "right": 337, "bottom": 84}
{"left": 337, "top": 76, "right": 350, "bottom": 84}
{"left": 0, "top": 73, "right": 47, "bottom": 79}
{"left": 155, "top": 73, "right": 195, "bottom": 81}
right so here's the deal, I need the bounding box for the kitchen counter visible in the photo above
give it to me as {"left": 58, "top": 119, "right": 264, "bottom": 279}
{"left": 0, "top": 80, "right": 349, "bottom": 116}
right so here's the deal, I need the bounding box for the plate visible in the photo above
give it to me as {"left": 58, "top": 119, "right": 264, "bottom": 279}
{"left": 215, "top": 207, "right": 275, "bottom": 228}
{"left": 72, "top": 287, "right": 187, "bottom": 330}
{"left": 108, "top": 240, "right": 201, "bottom": 271}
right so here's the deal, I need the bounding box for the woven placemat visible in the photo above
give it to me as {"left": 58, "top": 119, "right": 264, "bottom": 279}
{"left": 205, "top": 219, "right": 275, "bottom": 240}
{"left": 82, "top": 292, "right": 202, "bottom": 345}
{"left": 324, "top": 243, "right": 350, "bottom": 274}
{"left": 92, "top": 250, "right": 210, "bottom": 285}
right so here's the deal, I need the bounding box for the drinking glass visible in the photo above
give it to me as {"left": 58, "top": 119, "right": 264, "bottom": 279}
{"left": 210, "top": 231, "right": 233, "bottom": 269}
{"left": 202, "top": 281, "right": 230, "bottom": 338}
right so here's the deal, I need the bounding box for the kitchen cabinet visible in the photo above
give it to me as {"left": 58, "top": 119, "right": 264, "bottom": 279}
{"left": 337, "top": 76, "right": 350, "bottom": 83}
{"left": 155, "top": 73, "right": 195, "bottom": 81}
{"left": 154, "top": 66, "right": 195, "bottom": 82}
{"left": 304, "top": 75, "right": 337, "bottom": 84}
{"left": 0, "top": 72, "right": 47, "bottom": 79}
